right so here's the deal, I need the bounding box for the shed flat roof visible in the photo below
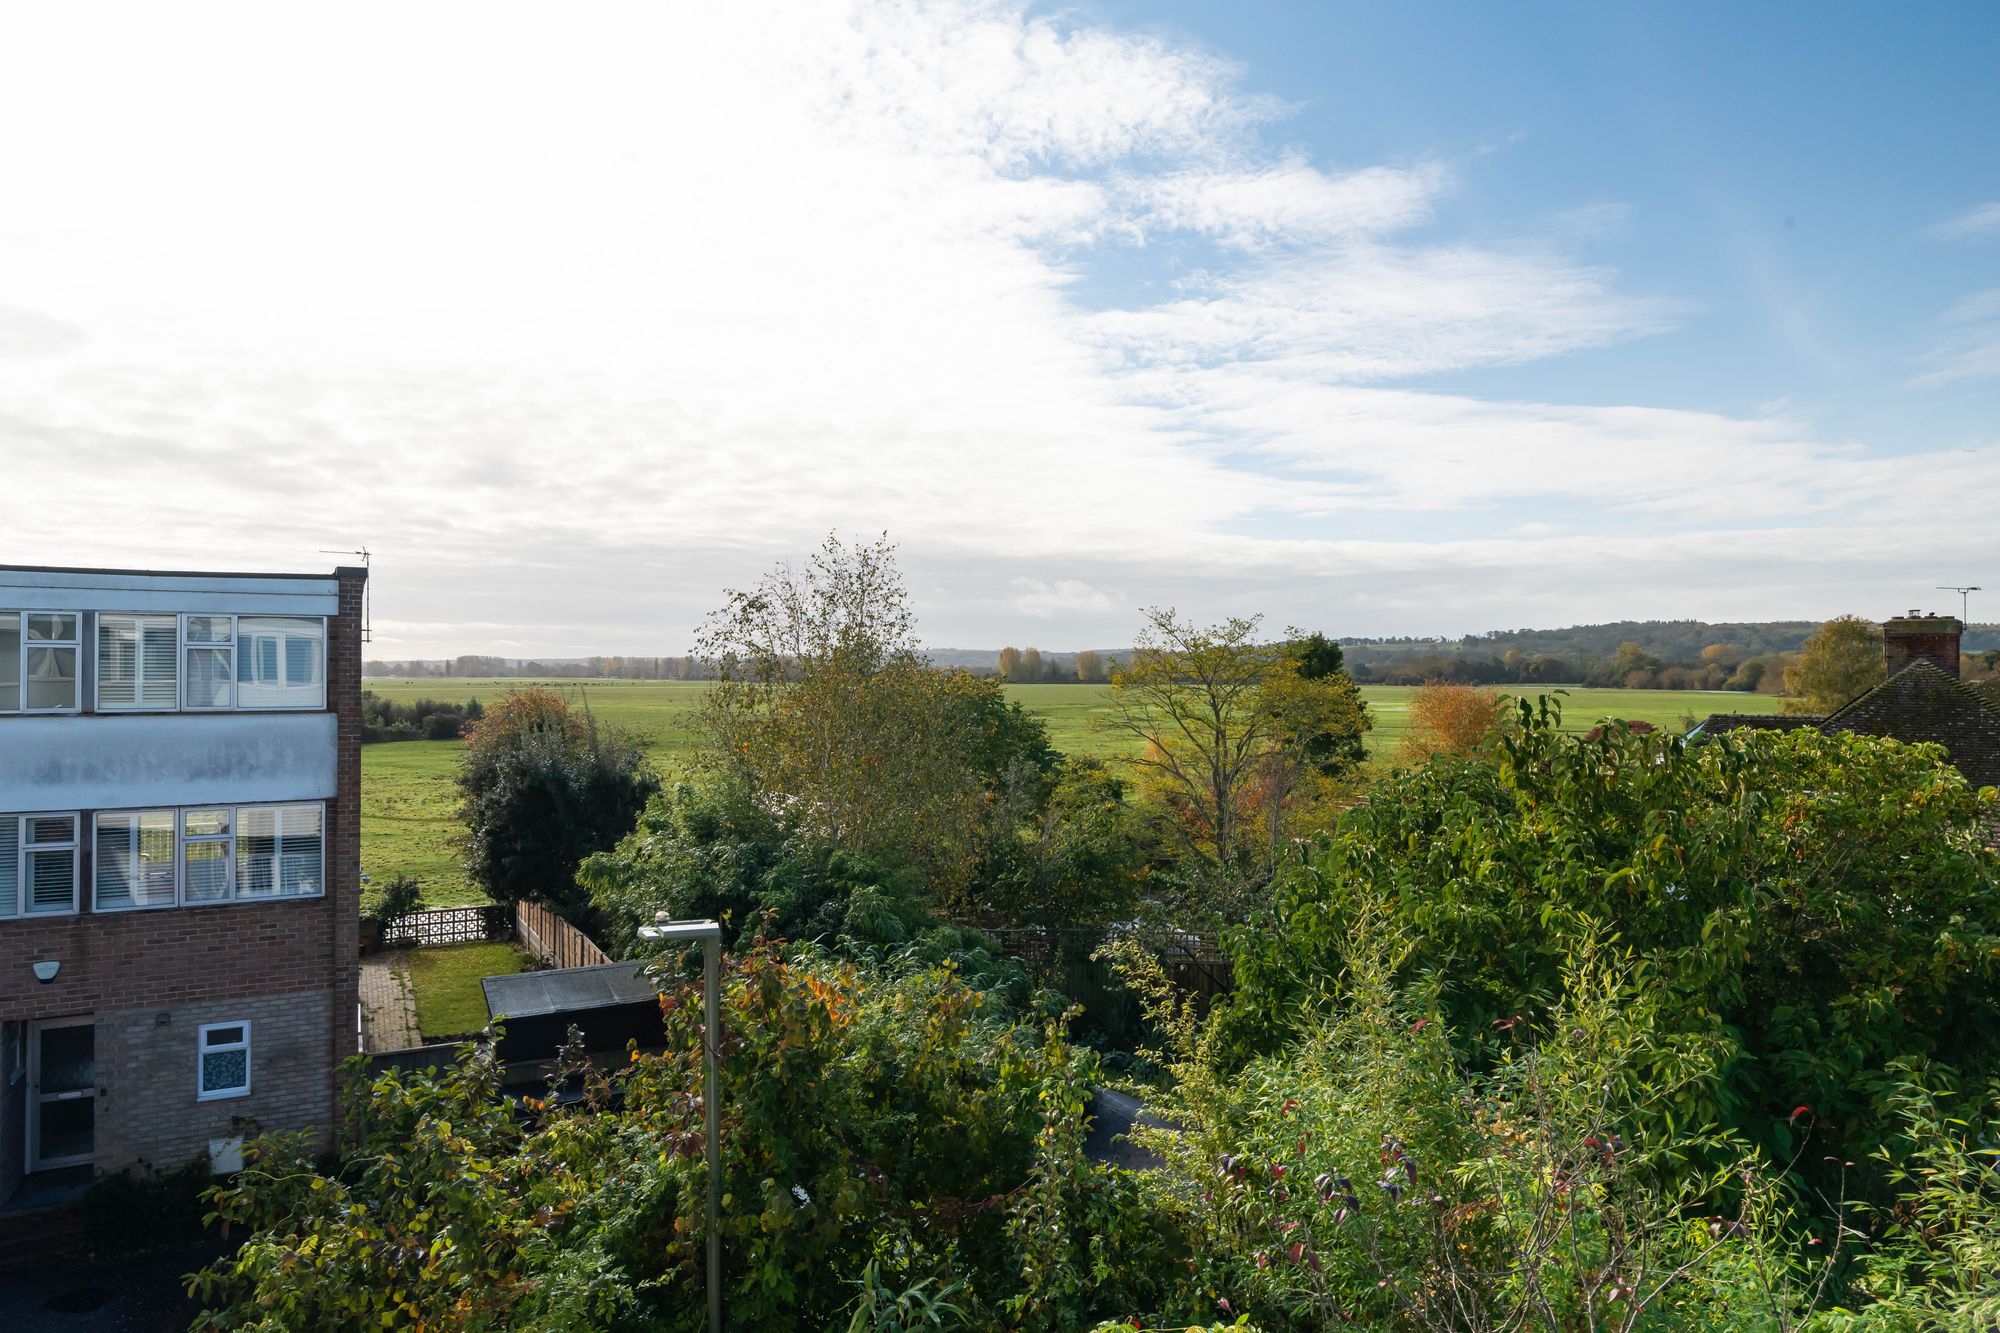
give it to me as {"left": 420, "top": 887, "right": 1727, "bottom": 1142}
{"left": 482, "top": 962, "right": 660, "bottom": 1021}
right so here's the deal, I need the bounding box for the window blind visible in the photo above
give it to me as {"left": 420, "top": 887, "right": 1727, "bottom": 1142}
{"left": 98, "top": 614, "right": 179, "bottom": 709}
{"left": 25, "top": 815, "right": 77, "bottom": 913}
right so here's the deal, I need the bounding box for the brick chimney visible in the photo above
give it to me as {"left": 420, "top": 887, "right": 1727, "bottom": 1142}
{"left": 1883, "top": 609, "right": 1961, "bottom": 676}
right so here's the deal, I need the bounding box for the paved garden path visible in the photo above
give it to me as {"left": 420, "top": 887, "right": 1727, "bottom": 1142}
{"left": 358, "top": 954, "right": 420, "bottom": 1051}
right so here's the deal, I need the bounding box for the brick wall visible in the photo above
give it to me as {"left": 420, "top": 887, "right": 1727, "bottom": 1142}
{"left": 329, "top": 568, "right": 366, "bottom": 1109}
{"left": 95, "top": 990, "right": 335, "bottom": 1172}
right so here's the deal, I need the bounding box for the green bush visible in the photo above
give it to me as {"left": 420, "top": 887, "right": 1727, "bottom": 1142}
{"left": 190, "top": 948, "right": 1166, "bottom": 1331}
{"left": 1219, "top": 699, "right": 2000, "bottom": 1214}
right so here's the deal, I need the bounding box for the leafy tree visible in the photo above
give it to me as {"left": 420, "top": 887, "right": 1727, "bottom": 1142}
{"left": 1784, "top": 613, "right": 1885, "bottom": 714}
{"left": 1074, "top": 650, "right": 1105, "bottom": 684}
{"left": 1108, "top": 612, "right": 1367, "bottom": 907}
{"left": 457, "top": 688, "right": 657, "bottom": 918}
{"left": 581, "top": 778, "right": 930, "bottom": 955}
{"left": 974, "top": 757, "right": 1157, "bottom": 928}
{"left": 998, "top": 646, "right": 1023, "bottom": 681}
{"left": 1220, "top": 699, "right": 2000, "bottom": 1211}
{"left": 692, "top": 535, "right": 1057, "bottom": 912}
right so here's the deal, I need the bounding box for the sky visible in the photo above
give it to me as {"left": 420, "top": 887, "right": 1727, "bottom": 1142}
{"left": 2, "top": 0, "right": 1997, "bottom": 657}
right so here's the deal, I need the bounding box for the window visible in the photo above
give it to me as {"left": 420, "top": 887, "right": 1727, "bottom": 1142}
{"left": 0, "top": 814, "right": 79, "bottom": 918}
{"left": 98, "top": 614, "right": 179, "bottom": 710}
{"left": 93, "top": 811, "right": 178, "bottom": 911}
{"left": 236, "top": 804, "right": 323, "bottom": 899}
{"left": 181, "top": 809, "right": 234, "bottom": 903}
{"left": 196, "top": 1022, "right": 251, "bottom": 1100}
{"left": 183, "top": 616, "right": 234, "bottom": 709}
{"left": 235, "top": 617, "right": 324, "bottom": 709}
{"left": 0, "top": 612, "right": 80, "bottom": 712}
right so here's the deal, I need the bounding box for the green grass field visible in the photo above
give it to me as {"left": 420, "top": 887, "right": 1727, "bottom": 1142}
{"left": 361, "top": 678, "right": 1783, "bottom": 907}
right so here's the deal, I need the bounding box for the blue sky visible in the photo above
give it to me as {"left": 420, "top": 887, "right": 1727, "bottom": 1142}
{"left": 1111, "top": 2, "right": 1999, "bottom": 425}
{"left": 2, "top": 2, "right": 1996, "bottom": 654}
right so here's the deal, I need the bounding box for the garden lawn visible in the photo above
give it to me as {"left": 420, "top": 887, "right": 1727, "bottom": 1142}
{"left": 407, "top": 941, "right": 534, "bottom": 1041}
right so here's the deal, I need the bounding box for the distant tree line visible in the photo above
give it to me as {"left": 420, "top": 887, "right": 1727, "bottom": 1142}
{"left": 361, "top": 690, "right": 484, "bottom": 743}
{"left": 994, "top": 646, "right": 1117, "bottom": 682}
{"left": 365, "top": 655, "right": 721, "bottom": 680}
{"left": 1346, "top": 639, "right": 1796, "bottom": 692}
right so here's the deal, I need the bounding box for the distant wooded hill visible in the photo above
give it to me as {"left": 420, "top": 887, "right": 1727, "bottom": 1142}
{"left": 366, "top": 621, "right": 2000, "bottom": 690}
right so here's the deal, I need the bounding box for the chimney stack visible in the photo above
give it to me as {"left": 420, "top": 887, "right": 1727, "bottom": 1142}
{"left": 1882, "top": 610, "right": 1962, "bottom": 677}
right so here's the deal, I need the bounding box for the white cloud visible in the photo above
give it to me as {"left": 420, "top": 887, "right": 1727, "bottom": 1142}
{"left": 1912, "top": 289, "right": 2000, "bottom": 386}
{"left": 1009, "top": 577, "right": 1121, "bottom": 617}
{"left": 1927, "top": 202, "right": 2000, "bottom": 241}
{"left": 0, "top": 0, "right": 1984, "bottom": 655}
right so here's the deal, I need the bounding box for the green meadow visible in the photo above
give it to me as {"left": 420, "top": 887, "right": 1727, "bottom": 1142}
{"left": 362, "top": 678, "right": 1783, "bottom": 907}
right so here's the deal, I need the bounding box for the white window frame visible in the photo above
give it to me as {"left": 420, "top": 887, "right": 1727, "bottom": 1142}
{"left": 196, "top": 1021, "right": 252, "bottom": 1101}
{"left": 0, "top": 610, "right": 83, "bottom": 715}
{"left": 91, "top": 809, "right": 181, "bottom": 913}
{"left": 234, "top": 802, "right": 326, "bottom": 902}
{"left": 234, "top": 616, "right": 327, "bottom": 711}
{"left": 1, "top": 813, "right": 81, "bottom": 919}
{"left": 179, "top": 808, "right": 236, "bottom": 906}
{"left": 95, "top": 612, "right": 182, "bottom": 712}
{"left": 181, "top": 614, "right": 236, "bottom": 711}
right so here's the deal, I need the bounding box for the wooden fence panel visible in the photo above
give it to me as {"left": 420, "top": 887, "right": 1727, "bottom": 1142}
{"left": 515, "top": 900, "right": 611, "bottom": 970}
{"left": 383, "top": 904, "right": 512, "bottom": 948}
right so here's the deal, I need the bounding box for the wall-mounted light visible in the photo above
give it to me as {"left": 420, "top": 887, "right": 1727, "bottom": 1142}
{"left": 32, "top": 960, "right": 59, "bottom": 984}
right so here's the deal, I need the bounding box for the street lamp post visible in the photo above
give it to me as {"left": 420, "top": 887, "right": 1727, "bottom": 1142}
{"left": 638, "top": 917, "right": 724, "bottom": 1333}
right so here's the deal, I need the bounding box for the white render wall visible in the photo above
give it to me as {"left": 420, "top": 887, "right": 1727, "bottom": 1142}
{"left": 0, "top": 712, "right": 337, "bottom": 810}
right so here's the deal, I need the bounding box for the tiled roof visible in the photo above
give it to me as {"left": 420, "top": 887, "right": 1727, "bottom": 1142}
{"left": 1817, "top": 659, "right": 2000, "bottom": 791}
{"left": 1690, "top": 712, "right": 1823, "bottom": 736}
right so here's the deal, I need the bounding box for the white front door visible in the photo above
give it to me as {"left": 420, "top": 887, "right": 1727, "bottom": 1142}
{"left": 27, "top": 1017, "right": 95, "bottom": 1171}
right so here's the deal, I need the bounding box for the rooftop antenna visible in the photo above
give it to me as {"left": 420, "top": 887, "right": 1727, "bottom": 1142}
{"left": 1936, "top": 585, "right": 1981, "bottom": 622}
{"left": 321, "top": 547, "right": 372, "bottom": 643}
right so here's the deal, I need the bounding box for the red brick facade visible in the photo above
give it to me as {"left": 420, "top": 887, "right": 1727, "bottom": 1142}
{"left": 0, "top": 566, "right": 365, "bottom": 1197}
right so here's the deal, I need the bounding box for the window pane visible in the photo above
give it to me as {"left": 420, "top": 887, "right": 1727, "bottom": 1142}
{"left": 237, "top": 807, "right": 278, "bottom": 896}
{"left": 184, "top": 839, "right": 232, "bottom": 903}
{"left": 0, "top": 616, "right": 18, "bottom": 711}
{"left": 97, "top": 621, "right": 137, "bottom": 706}
{"left": 25, "top": 647, "right": 76, "bottom": 710}
{"left": 237, "top": 618, "right": 324, "bottom": 708}
{"left": 184, "top": 809, "right": 231, "bottom": 837}
{"left": 27, "top": 847, "right": 74, "bottom": 912}
{"left": 27, "top": 614, "right": 76, "bottom": 642}
{"left": 140, "top": 621, "right": 178, "bottom": 707}
{"left": 0, "top": 818, "right": 16, "bottom": 917}
{"left": 185, "top": 616, "right": 232, "bottom": 644}
{"left": 204, "top": 1025, "right": 245, "bottom": 1048}
{"left": 27, "top": 816, "right": 73, "bottom": 845}
{"left": 278, "top": 805, "right": 323, "bottom": 897}
{"left": 95, "top": 812, "right": 175, "bottom": 910}
{"left": 201, "top": 1048, "right": 248, "bottom": 1094}
{"left": 284, "top": 637, "right": 316, "bottom": 685}
{"left": 185, "top": 647, "right": 233, "bottom": 708}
